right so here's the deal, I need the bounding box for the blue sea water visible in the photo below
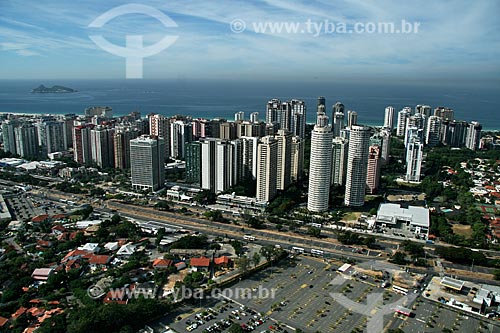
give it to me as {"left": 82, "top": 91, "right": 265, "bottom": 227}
{"left": 0, "top": 79, "right": 499, "bottom": 130}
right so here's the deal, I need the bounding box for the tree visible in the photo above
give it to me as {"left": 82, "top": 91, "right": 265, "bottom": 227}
{"left": 204, "top": 210, "right": 226, "bottom": 222}
{"left": 228, "top": 323, "right": 245, "bottom": 333}
{"left": 230, "top": 240, "right": 244, "bottom": 256}
{"left": 90, "top": 187, "right": 106, "bottom": 197}
{"left": 155, "top": 227, "right": 166, "bottom": 246}
{"left": 494, "top": 269, "right": 500, "bottom": 281}
{"left": 194, "top": 190, "right": 216, "bottom": 204}
{"left": 154, "top": 201, "right": 170, "bottom": 211}
{"left": 363, "top": 235, "right": 377, "bottom": 249}
{"left": 252, "top": 252, "right": 261, "bottom": 267}
{"left": 111, "top": 214, "right": 121, "bottom": 225}
{"left": 402, "top": 240, "right": 425, "bottom": 259}
{"left": 337, "top": 231, "right": 362, "bottom": 245}
{"left": 307, "top": 226, "right": 321, "bottom": 238}
{"left": 237, "top": 256, "right": 250, "bottom": 273}
{"left": 245, "top": 216, "right": 265, "bottom": 229}
{"left": 390, "top": 252, "right": 408, "bottom": 265}
{"left": 183, "top": 272, "right": 204, "bottom": 288}
{"left": 260, "top": 245, "right": 275, "bottom": 262}
{"left": 170, "top": 235, "right": 209, "bottom": 249}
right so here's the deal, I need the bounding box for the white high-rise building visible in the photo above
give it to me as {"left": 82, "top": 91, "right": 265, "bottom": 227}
{"left": 332, "top": 112, "right": 344, "bottom": 137}
{"left": 14, "top": 124, "right": 38, "bottom": 158}
{"left": 73, "top": 124, "right": 93, "bottom": 165}
{"left": 332, "top": 102, "right": 345, "bottom": 115}
{"left": 114, "top": 127, "right": 140, "bottom": 169}
{"left": 426, "top": 116, "right": 442, "bottom": 147}
{"left": 465, "top": 121, "right": 482, "bottom": 151}
{"left": 290, "top": 99, "right": 306, "bottom": 138}
{"left": 149, "top": 114, "right": 171, "bottom": 159}
{"left": 290, "top": 136, "right": 304, "bottom": 182}
{"left": 397, "top": 107, "right": 411, "bottom": 137}
{"left": 331, "top": 137, "right": 348, "bottom": 186}
{"left": 275, "top": 129, "right": 292, "bottom": 190}
{"left": 384, "top": 106, "right": 395, "bottom": 130}
{"left": 250, "top": 112, "right": 259, "bottom": 123}
{"left": 200, "top": 138, "right": 238, "bottom": 193}
{"left": 344, "top": 125, "right": 371, "bottom": 207}
{"left": 170, "top": 120, "right": 192, "bottom": 159}
{"left": 405, "top": 136, "right": 423, "bottom": 182}
{"left": 235, "top": 111, "right": 245, "bottom": 121}
{"left": 90, "top": 126, "right": 115, "bottom": 168}
{"left": 347, "top": 110, "right": 358, "bottom": 128}
{"left": 307, "top": 112, "right": 333, "bottom": 212}
{"left": 256, "top": 136, "right": 278, "bottom": 202}
{"left": 1, "top": 120, "right": 18, "bottom": 154}
{"left": 130, "top": 135, "right": 165, "bottom": 191}
{"left": 366, "top": 145, "right": 381, "bottom": 194}
{"left": 267, "top": 99, "right": 305, "bottom": 137}
{"left": 416, "top": 105, "right": 432, "bottom": 117}
{"left": 332, "top": 102, "right": 345, "bottom": 137}
{"left": 38, "top": 121, "right": 65, "bottom": 155}
{"left": 240, "top": 136, "right": 259, "bottom": 180}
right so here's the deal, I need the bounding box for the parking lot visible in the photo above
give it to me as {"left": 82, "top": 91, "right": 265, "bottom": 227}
{"left": 5, "top": 193, "right": 70, "bottom": 222}
{"left": 385, "top": 297, "right": 500, "bottom": 333}
{"left": 159, "top": 255, "right": 417, "bottom": 333}
{"left": 226, "top": 256, "right": 409, "bottom": 332}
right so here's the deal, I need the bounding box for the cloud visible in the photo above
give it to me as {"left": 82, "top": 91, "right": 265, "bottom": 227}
{"left": 0, "top": 42, "right": 40, "bottom": 56}
{"left": 0, "top": 0, "right": 498, "bottom": 79}
{"left": 15, "top": 49, "right": 41, "bottom": 56}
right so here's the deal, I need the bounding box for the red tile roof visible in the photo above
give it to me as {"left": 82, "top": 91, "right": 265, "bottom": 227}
{"left": 36, "top": 240, "right": 52, "bottom": 248}
{"left": 89, "top": 255, "right": 110, "bottom": 265}
{"left": 11, "top": 306, "right": 27, "bottom": 319}
{"left": 214, "top": 256, "right": 231, "bottom": 265}
{"left": 31, "top": 215, "right": 50, "bottom": 223}
{"left": 152, "top": 258, "right": 173, "bottom": 268}
{"left": 190, "top": 257, "right": 210, "bottom": 267}
{"left": 27, "top": 307, "right": 44, "bottom": 317}
{"left": 0, "top": 316, "right": 8, "bottom": 327}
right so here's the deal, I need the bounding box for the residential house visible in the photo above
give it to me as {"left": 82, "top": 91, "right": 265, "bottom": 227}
{"left": 214, "top": 256, "right": 232, "bottom": 269}
{"left": 104, "top": 241, "right": 119, "bottom": 252}
{"left": 89, "top": 255, "right": 111, "bottom": 270}
{"left": 117, "top": 243, "right": 137, "bottom": 257}
{"left": 190, "top": 257, "right": 210, "bottom": 272}
{"left": 78, "top": 243, "right": 100, "bottom": 253}
{"left": 31, "top": 268, "right": 54, "bottom": 281}
{"left": 152, "top": 258, "right": 174, "bottom": 269}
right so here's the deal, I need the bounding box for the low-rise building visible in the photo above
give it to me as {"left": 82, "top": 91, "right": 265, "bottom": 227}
{"left": 375, "top": 203, "right": 430, "bottom": 237}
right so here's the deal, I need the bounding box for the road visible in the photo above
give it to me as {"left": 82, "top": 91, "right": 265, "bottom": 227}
{"left": 105, "top": 200, "right": 384, "bottom": 263}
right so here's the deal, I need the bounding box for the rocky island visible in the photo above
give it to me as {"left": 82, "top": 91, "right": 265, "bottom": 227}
{"left": 31, "top": 84, "right": 77, "bottom": 93}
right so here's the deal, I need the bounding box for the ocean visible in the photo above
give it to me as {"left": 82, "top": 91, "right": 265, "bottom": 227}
{"left": 0, "top": 79, "right": 499, "bottom": 130}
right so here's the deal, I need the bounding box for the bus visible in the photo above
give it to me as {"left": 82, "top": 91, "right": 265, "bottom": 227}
{"left": 310, "top": 249, "right": 324, "bottom": 256}
{"left": 243, "top": 235, "right": 256, "bottom": 241}
{"left": 291, "top": 246, "right": 305, "bottom": 254}
{"left": 395, "top": 305, "right": 412, "bottom": 316}
{"left": 392, "top": 285, "right": 409, "bottom": 296}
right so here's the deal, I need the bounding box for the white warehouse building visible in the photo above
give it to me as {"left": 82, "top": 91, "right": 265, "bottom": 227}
{"left": 375, "top": 203, "right": 430, "bottom": 237}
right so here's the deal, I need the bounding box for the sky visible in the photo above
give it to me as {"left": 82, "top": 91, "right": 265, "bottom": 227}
{"left": 0, "top": 0, "right": 499, "bottom": 82}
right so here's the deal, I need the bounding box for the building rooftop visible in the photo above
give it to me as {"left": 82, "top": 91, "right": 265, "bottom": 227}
{"left": 376, "top": 203, "right": 430, "bottom": 227}
{"left": 440, "top": 276, "right": 465, "bottom": 291}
